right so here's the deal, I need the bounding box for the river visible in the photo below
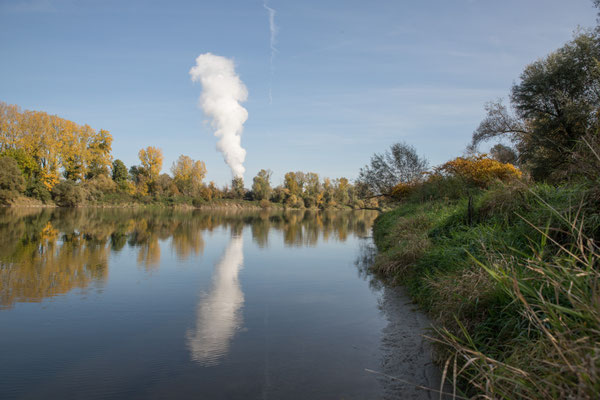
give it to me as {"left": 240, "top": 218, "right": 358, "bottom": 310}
{"left": 0, "top": 208, "right": 442, "bottom": 399}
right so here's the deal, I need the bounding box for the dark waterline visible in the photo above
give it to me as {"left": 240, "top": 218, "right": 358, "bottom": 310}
{"left": 0, "top": 208, "right": 439, "bottom": 399}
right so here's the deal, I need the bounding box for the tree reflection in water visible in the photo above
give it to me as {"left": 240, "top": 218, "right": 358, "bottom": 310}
{"left": 0, "top": 208, "right": 377, "bottom": 309}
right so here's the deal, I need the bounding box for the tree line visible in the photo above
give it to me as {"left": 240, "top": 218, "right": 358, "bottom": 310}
{"left": 0, "top": 103, "right": 373, "bottom": 208}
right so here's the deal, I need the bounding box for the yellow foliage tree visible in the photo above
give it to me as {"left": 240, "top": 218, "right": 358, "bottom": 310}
{"left": 0, "top": 101, "right": 114, "bottom": 189}
{"left": 86, "top": 128, "right": 113, "bottom": 178}
{"left": 436, "top": 154, "right": 522, "bottom": 188}
{"left": 0, "top": 102, "right": 22, "bottom": 152}
{"left": 171, "top": 155, "right": 206, "bottom": 196}
{"left": 138, "top": 146, "right": 163, "bottom": 183}
{"left": 284, "top": 172, "right": 301, "bottom": 196}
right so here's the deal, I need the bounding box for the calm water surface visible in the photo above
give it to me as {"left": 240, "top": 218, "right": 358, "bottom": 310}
{"left": 0, "top": 208, "right": 437, "bottom": 399}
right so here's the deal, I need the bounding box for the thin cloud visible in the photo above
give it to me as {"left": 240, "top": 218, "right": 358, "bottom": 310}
{"left": 263, "top": 0, "right": 278, "bottom": 103}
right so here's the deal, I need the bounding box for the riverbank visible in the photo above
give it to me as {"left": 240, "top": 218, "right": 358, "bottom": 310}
{"left": 3, "top": 195, "right": 370, "bottom": 211}
{"left": 371, "top": 181, "right": 600, "bottom": 398}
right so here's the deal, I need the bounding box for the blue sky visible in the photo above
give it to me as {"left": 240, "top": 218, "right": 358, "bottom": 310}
{"left": 0, "top": 0, "right": 596, "bottom": 186}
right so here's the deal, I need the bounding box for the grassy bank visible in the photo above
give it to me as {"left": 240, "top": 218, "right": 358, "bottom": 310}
{"left": 372, "top": 181, "right": 600, "bottom": 398}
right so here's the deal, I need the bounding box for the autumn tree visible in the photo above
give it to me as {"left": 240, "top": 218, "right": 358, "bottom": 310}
{"left": 137, "top": 146, "right": 163, "bottom": 194}
{"left": 51, "top": 181, "right": 84, "bottom": 207}
{"left": 284, "top": 171, "right": 308, "bottom": 197}
{"left": 251, "top": 169, "right": 272, "bottom": 200}
{"left": 304, "top": 172, "right": 320, "bottom": 197}
{"left": 231, "top": 177, "right": 245, "bottom": 199}
{"left": 138, "top": 147, "right": 163, "bottom": 181}
{"left": 198, "top": 184, "right": 212, "bottom": 201}
{"left": 86, "top": 129, "right": 113, "bottom": 179}
{"left": 1, "top": 148, "right": 38, "bottom": 181}
{"left": 271, "top": 186, "right": 288, "bottom": 203}
{"left": 0, "top": 102, "right": 21, "bottom": 153}
{"left": 171, "top": 155, "right": 206, "bottom": 196}
{"left": 322, "top": 178, "right": 335, "bottom": 207}
{"left": 208, "top": 181, "right": 221, "bottom": 199}
{"left": 21, "top": 111, "right": 61, "bottom": 189}
{"left": 0, "top": 101, "right": 114, "bottom": 188}
{"left": 301, "top": 172, "right": 321, "bottom": 207}
{"left": 334, "top": 177, "right": 350, "bottom": 205}
{"left": 155, "top": 173, "right": 179, "bottom": 197}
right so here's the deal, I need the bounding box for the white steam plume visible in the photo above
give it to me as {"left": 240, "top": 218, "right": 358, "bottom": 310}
{"left": 190, "top": 53, "right": 248, "bottom": 178}
{"left": 263, "top": 1, "right": 277, "bottom": 103}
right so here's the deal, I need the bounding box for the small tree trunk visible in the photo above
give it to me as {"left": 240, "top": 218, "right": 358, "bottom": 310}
{"left": 467, "top": 193, "right": 473, "bottom": 226}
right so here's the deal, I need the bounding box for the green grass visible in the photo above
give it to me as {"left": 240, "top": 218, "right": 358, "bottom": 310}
{"left": 372, "top": 181, "right": 600, "bottom": 398}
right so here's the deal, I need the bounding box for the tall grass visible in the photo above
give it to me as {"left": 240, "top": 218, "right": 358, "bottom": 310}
{"left": 372, "top": 171, "right": 600, "bottom": 397}
{"left": 432, "top": 209, "right": 599, "bottom": 399}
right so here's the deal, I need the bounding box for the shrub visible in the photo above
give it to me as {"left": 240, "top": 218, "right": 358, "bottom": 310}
{"left": 0, "top": 156, "right": 25, "bottom": 192}
{"left": 302, "top": 195, "right": 316, "bottom": 208}
{"left": 409, "top": 175, "right": 466, "bottom": 202}
{"left": 25, "top": 180, "right": 52, "bottom": 203}
{"left": 87, "top": 174, "right": 117, "bottom": 193}
{"left": 0, "top": 189, "right": 15, "bottom": 205}
{"left": 84, "top": 175, "right": 117, "bottom": 201}
{"left": 475, "top": 181, "right": 530, "bottom": 221}
{"left": 119, "top": 180, "right": 136, "bottom": 195}
{"left": 285, "top": 194, "right": 304, "bottom": 208}
{"left": 192, "top": 197, "right": 205, "bottom": 208}
{"left": 0, "top": 156, "right": 25, "bottom": 204}
{"left": 1, "top": 149, "right": 39, "bottom": 180}
{"left": 259, "top": 199, "right": 270, "bottom": 209}
{"left": 353, "top": 199, "right": 365, "bottom": 209}
{"left": 390, "top": 181, "right": 415, "bottom": 200}
{"left": 435, "top": 154, "right": 522, "bottom": 188}
{"left": 51, "top": 181, "right": 84, "bottom": 207}
{"left": 198, "top": 184, "right": 213, "bottom": 201}
{"left": 270, "top": 186, "right": 288, "bottom": 203}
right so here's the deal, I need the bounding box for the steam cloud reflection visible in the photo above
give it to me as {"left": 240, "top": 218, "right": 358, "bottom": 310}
{"left": 186, "top": 234, "right": 245, "bottom": 366}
